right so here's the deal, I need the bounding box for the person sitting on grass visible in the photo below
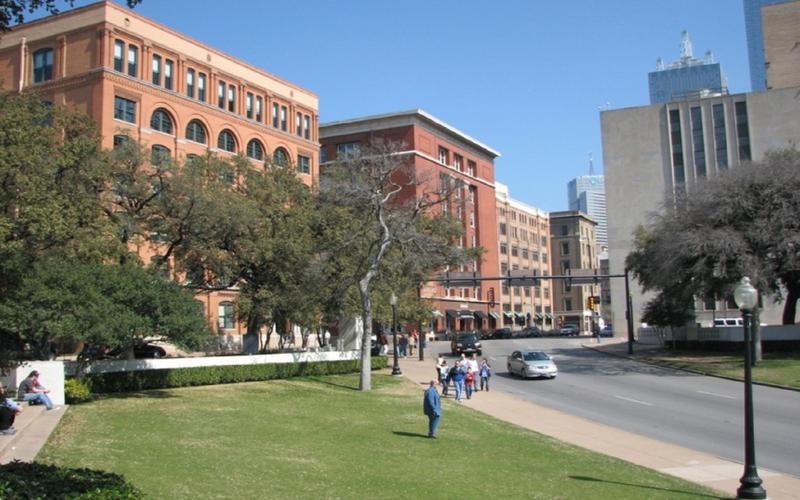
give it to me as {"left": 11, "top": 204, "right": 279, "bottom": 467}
{"left": 1, "top": 383, "right": 22, "bottom": 435}
{"left": 17, "top": 370, "right": 55, "bottom": 410}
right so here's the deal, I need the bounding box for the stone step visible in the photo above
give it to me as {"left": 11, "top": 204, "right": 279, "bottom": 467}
{"left": 0, "top": 404, "right": 65, "bottom": 464}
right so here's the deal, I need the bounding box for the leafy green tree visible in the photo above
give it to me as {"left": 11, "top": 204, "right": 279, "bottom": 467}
{"left": 0, "top": 0, "right": 142, "bottom": 31}
{"left": 317, "top": 140, "right": 471, "bottom": 391}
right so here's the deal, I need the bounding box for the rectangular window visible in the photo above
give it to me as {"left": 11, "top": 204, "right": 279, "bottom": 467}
{"left": 217, "top": 80, "right": 225, "bottom": 108}
{"left": 336, "top": 142, "right": 360, "bottom": 159}
{"left": 511, "top": 246, "right": 518, "bottom": 257}
{"left": 438, "top": 146, "right": 449, "bottom": 165}
{"left": 735, "top": 101, "right": 751, "bottom": 162}
{"left": 114, "top": 96, "right": 136, "bottom": 123}
{"left": 256, "top": 96, "right": 263, "bottom": 122}
{"left": 453, "top": 154, "right": 463, "bottom": 171}
{"left": 296, "top": 112, "right": 303, "bottom": 136}
{"left": 500, "top": 243, "right": 507, "bottom": 255}
{"left": 690, "top": 106, "right": 706, "bottom": 178}
{"left": 280, "top": 105, "right": 287, "bottom": 131}
{"left": 186, "top": 69, "right": 195, "bottom": 98}
{"left": 32, "top": 48, "right": 53, "bottom": 83}
{"left": 127, "top": 45, "right": 138, "bottom": 78}
{"left": 712, "top": 103, "right": 728, "bottom": 169}
{"left": 198, "top": 73, "right": 206, "bottom": 102}
{"left": 151, "top": 54, "right": 161, "bottom": 85}
{"left": 113, "top": 40, "right": 124, "bottom": 72}
{"left": 272, "top": 102, "right": 279, "bottom": 128}
{"left": 304, "top": 115, "right": 310, "bottom": 139}
{"left": 467, "top": 159, "right": 476, "bottom": 176}
{"left": 499, "top": 223, "right": 506, "bottom": 235}
{"left": 298, "top": 155, "right": 310, "bottom": 174}
{"left": 246, "top": 92, "right": 254, "bottom": 119}
{"left": 669, "top": 108, "right": 685, "bottom": 185}
{"left": 164, "top": 59, "right": 173, "bottom": 90}
{"left": 561, "top": 242, "right": 569, "bottom": 255}
{"left": 227, "top": 84, "right": 235, "bottom": 112}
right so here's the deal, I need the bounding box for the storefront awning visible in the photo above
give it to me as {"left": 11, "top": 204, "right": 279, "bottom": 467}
{"left": 431, "top": 310, "right": 444, "bottom": 318}
{"left": 446, "top": 309, "right": 458, "bottom": 318}
{"left": 459, "top": 310, "right": 474, "bottom": 319}
{"left": 515, "top": 312, "right": 526, "bottom": 320}
{"left": 473, "top": 311, "right": 487, "bottom": 319}
{"left": 503, "top": 311, "right": 514, "bottom": 318}
{"left": 489, "top": 312, "right": 501, "bottom": 320}
{"left": 535, "top": 313, "right": 544, "bottom": 320}
{"left": 545, "top": 313, "right": 553, "bottom": 320}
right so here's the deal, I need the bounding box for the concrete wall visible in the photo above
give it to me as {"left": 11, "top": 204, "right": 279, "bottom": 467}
{"left": 1, "top": 362, "right": 65, "bottom": 405}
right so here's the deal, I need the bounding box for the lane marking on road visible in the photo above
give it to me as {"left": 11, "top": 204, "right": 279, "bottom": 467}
{"left": 696, "top": 390, "right": 736, "bottom": 399}
{"left": 614, "top": 395, "right": 653, "bottom": 406}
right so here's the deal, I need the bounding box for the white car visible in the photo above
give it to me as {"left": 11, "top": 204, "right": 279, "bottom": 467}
{"left": 507, "top": 350, "right": 558, "bottom": 379}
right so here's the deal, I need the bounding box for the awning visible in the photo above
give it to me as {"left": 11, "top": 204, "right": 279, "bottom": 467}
{"left": 535, "top": 313, "right": 544, "bottom": 320}
{"left": 473, "top": 311, "right": 487, "bottom": 319}
{"left": 446, "top": 309, "right": 458, "bottom": 318}
{"left": 489, "top": 312, "right": 501, "bottom": 320}
{"left": 503, "top": 311, "right": 514, "bottom": 318}
{"left": 459, "top": 310, "right": 474, "bottom": 319}
{"left": 545, "top": 313, "right": 553, "bottom": 320}
{"left": 431, "top": 310, "right": 444, "bottom": 318}
{"left": 515, "top": 312, "right": 526, "bottom": 320}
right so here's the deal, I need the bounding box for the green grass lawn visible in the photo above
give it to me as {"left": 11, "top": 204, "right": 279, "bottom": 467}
{"left": 39, "top": 373, "right": 725, "bottom": 499}
{"left": 640, "top": 350, "right": 800, "bottom": 389}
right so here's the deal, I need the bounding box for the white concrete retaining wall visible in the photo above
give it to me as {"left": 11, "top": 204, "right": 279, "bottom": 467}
{"left": 0, "top": 361, "right": 65, "bottom": 405}
{"left": 65, "top": 350, "right": 361, "bottom": 376}
{"left": 657, "top": 324, "right": 800, "bottom": 342}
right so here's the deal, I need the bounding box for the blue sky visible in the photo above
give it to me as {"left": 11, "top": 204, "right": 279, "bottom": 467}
{"left": 59, "top": 1, "right": 749, "bottom": 211}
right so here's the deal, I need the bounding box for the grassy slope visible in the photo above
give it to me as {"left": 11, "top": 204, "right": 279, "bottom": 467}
{"left": 39, "top": 374, "right": 724, "bottom": 499}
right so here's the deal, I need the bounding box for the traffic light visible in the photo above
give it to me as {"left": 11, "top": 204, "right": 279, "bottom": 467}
{"left": 587, "top": 296, "right": 596, "bottom": 311}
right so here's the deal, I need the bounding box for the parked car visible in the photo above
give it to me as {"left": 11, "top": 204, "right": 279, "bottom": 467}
{"left": 450, "top": 331, "right": 482, "bottom": 356}
{"left": 599, "top": 325, "right": 614, "bottom": 337}
{"left": 506, "top": 350, "right": 558, "bottom": 379}
{"left": 559, "top": 324, "right": 580, "bottom": 336}
{"left": 489, "top": 327, "right": 512, "bottom": 339}
{"left": 520, "top": 325, "right": 542, "bottom": 338}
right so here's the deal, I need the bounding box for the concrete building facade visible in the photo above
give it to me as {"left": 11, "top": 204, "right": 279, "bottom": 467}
{"left": 744, "top": 0, "right": 793, "bottom": 91}
{"left": 495, "top": 183, "right": 553, "bottom": 331}
{"left": 601, "top": 87, "right": 800, "bottom": 334}
{"left": 0, "top": 1, "right": 320, "bottom": 340}
{"left": 762, "top": 0, "right": 800, "bottom": 89}
{"left": 319, "top": 110, "right": 501, "bottom": 335}
{"left": 549, "top": 211, "right": 600, "bottom": 333}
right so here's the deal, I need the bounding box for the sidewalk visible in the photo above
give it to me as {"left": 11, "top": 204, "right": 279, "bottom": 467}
{"left": 397, "top": 344, "right": 800, "bottom": 500}
{"left": 0, "top": 405, "right": 66, "bottom": 464}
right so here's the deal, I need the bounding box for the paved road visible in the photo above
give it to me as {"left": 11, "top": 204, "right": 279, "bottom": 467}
{"left": 435, "top": 337, "right": 800, "bottom": 478}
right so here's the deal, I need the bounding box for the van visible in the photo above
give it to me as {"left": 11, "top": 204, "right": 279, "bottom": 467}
{"left": 713, "top": 318, "right": 744, "bottom": 327}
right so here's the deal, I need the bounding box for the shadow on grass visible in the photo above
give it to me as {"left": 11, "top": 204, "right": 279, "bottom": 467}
{"left": 392, "top": 431, "right": 431, "bottom": 439}
{"left": 97, "top": 390, "right": 180, "bottom": 400}
{"left": 569, "top": 475, "right": 725, "bottom": 499}
{"left": 303, "top": 376, "right": 360, "bottom": 391}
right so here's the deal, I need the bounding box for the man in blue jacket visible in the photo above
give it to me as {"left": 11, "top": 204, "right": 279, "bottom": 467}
{"left": 423, "top": 380, "right": 442, "bottom": 439}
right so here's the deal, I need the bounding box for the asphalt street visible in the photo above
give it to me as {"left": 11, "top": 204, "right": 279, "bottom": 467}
{"left": 433, "top": 337, "right": 800, "bottom": 478}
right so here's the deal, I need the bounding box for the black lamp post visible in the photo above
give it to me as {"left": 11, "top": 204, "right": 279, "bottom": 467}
{"left": 390, "top": 292, "right": 402, "bottom": 376}
{"left": 733, "top": 277, "right": 766, "bottom": 500}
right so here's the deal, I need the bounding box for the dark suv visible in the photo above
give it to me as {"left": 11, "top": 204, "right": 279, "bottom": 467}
{"left": 450, "top": 331, "right": 482, "bottom": 356}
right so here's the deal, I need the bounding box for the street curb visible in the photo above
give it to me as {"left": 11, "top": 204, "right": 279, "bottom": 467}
{"left": 582, "top": 342, "right": 800, "bottom": 392}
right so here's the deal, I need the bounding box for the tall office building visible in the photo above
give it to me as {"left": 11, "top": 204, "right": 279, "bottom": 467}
{"left": 567, "top": 159, "right": 607, "bottom": 248}
{"left": 601, "top": 87, "right": 800, "bottom": 334}
{"left": 648, "top": 31, "right": 728, "bottom": 103}
{"left": 744, "top": 0, "right": 793, "bottom": 91}
{"left": 761, "top": 0, "right": 800, "bottom": 89}
{"left": 0, "top": 1, "right": 319, "bottom": 341}
{"left": 320, "top": 110, "right": 501, "bottom": 334}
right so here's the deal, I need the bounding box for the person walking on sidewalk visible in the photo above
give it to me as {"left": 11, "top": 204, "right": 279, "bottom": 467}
{"left": 423, "top": 380, "right": 442, "bottom": 438}
{"left": 17, "top": 370, "right": 55, "bottom": 410}
{"left": 467, "top": 354, "right": 480, "bottom": 392}
{"left": 438, "top": 360, "right": 450, "bottom": 396}
{"left": 479, "top": 358, "right": 492, "bottom": 391}
{"left": 452, "top": 361, "right": 466, "bottom": 402}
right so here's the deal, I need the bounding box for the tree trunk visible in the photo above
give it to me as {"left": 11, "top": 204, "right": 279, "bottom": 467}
{"left": 782, "top": 282, "right": 799, "bottom": 325}
{"left": 358, "top": 279, "right": 373, "bottom": 391}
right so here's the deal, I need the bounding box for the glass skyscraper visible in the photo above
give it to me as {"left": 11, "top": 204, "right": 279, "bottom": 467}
{"left": 567, "top": 174, "right": 607, "bottom": 248}
{"left": 648, "top": 31, "right": 727, "bottom": 104}
{"left": 743, "top": 0, "right": 792, "bottom": 91}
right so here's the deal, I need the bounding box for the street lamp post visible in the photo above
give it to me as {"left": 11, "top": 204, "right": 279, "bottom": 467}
{"left": 733, "top": 277, "right": 766, "bottom": 500}
{"left": 390, "top": 292, "right": 402, "bottom": 376}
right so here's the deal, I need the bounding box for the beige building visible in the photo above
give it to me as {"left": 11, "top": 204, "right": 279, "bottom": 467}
{"left": 0, "top": 1, "right": 319, "bottom": 343}
{"left": 494, "top": 183, "right": 553, "bottom": 331}
{"left": 549, "top": 211, "right": 600, "bottom": 333}
{"left": 763, "top": 0, "right": 800, "bottom": 89}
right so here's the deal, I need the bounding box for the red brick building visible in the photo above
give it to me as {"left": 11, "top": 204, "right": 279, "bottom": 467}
{"left": 320, "top": 110, "right": 501, "bottom": 334}
{"left": 0, "top": 1, "right": 319, "bottom": 339}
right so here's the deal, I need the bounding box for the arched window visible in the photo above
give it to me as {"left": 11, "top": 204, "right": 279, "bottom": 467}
{"left": 246, "top": 139, "right": 264, "bottom": 160}
{"left": 33, "top": 48, "right": 54, "bottom": 83}
{"left": 150, "top": 108, "right": 173, "bottom": 134}
{"left": 151, "top": 144, "right": 171, "bottom": 166}
{"left": 218, "top": 129, "right": 237, "bottom": 153}
{"left": 185, "top": 120, "right": 207, "bottom": 144}
{"left": 218, "top": 301, "right": 235, "bottom": 330}
{"left": 273, "top": 147, "right": 289, "bottom": 167}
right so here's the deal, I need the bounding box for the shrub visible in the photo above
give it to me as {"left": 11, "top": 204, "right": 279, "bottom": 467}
{"left": 85, "top": 357, "right": 388, "bottom": 394}
{"left": 64, "top": 377, "right": 93, "bottom": 404}
{"left": 0, "top": 460, "right": 141, "bottom": 499}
